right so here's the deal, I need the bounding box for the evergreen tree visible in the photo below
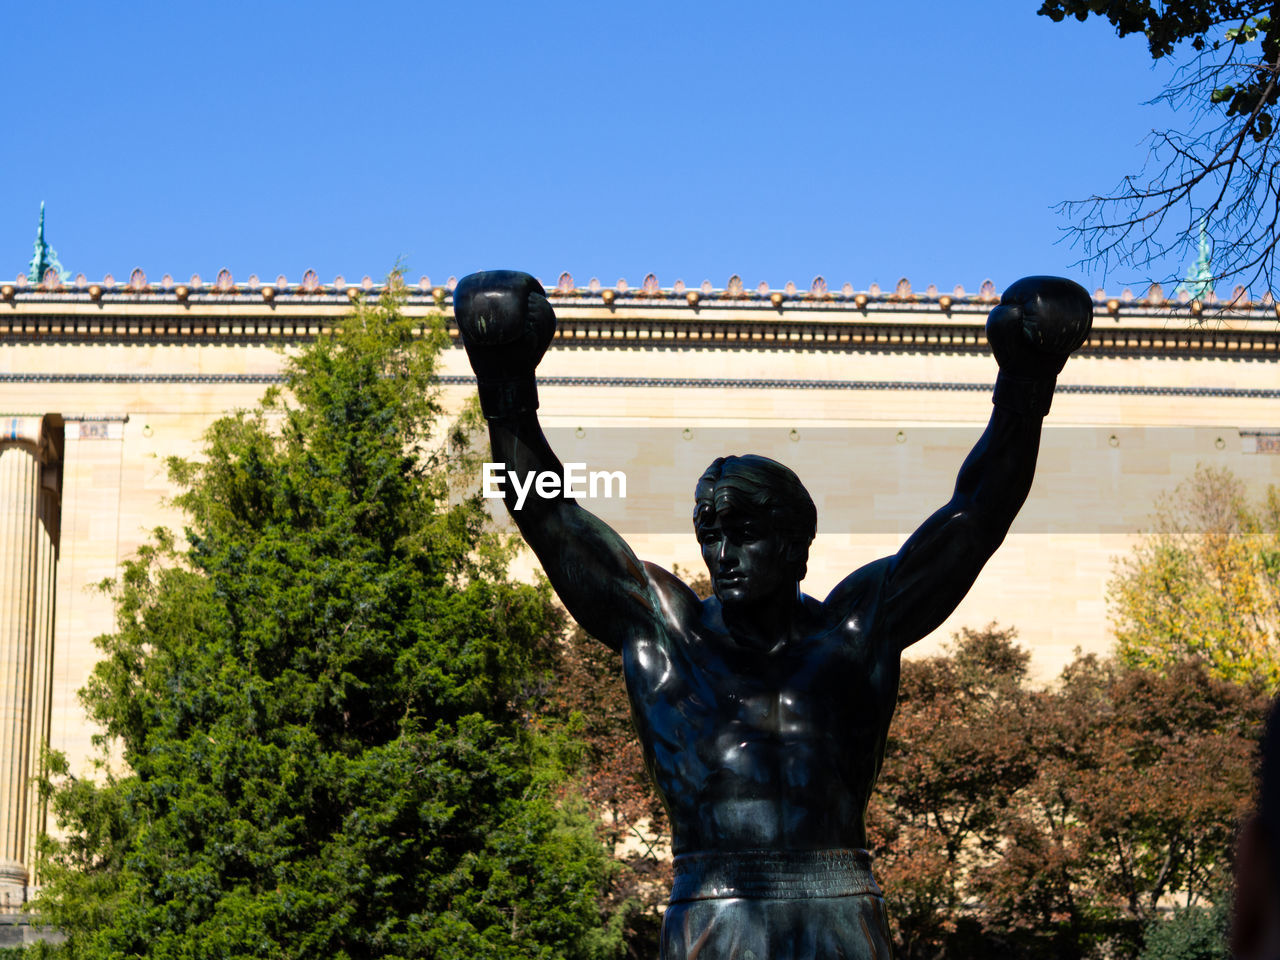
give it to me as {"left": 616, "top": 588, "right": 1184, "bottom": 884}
{"left": 24, "top": 273, "right": 617, "bottom": 960}
{"left": 1138, "top": 902, "right": 1231, "bottom": 960}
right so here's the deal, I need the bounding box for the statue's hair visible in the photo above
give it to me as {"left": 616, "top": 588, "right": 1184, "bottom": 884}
{"left": 693, "top": 455, "right": 817, "bottom": 579}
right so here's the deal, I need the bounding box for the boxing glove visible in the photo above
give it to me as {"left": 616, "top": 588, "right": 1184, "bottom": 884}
{"left": 453, "top": 270, "right": 556, "bottom": 419}
{"left": 986, "top": 276, "right": 1093, "bottom": 417}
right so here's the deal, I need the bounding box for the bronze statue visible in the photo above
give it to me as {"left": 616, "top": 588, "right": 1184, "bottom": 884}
{"left": 454, "top": 271, "right": 1093, "bottom": 960}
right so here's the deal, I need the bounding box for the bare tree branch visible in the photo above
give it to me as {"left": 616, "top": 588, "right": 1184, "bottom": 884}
{"left": 1041, "top": 0, "right": 1280, "bottom": 304}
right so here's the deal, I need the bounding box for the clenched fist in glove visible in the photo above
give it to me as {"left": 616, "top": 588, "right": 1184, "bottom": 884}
{"left": 453, "top": 270, "right": 557, "bottom": 419}
{"left": 985, "top": 276, "right": 1093, "bottom": 417}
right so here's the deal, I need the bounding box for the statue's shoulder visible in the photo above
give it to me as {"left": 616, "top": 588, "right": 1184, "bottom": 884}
{"left": 821, "top": 556, "right": 892, "bottom": 624}
{"left": 641, "top": 561, "right": 704, "bottom": 630}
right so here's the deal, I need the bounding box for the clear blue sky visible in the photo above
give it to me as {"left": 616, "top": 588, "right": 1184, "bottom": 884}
{"left": 2, "top": 2, "right": 1190, "bottom": 294}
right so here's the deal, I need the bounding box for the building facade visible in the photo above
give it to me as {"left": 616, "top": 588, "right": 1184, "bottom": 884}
{"left": 1, "top": 269, "right": 1279, "bottom": 907}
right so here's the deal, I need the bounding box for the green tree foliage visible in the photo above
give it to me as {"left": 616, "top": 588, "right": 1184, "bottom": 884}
{"left": 869, "top": 624, "right": 1266, "bottom": 960}
{"left": 27, "top": 275, "right": 617, "bottom": 960}
{"left": 1138, "top": 902, "right": 1231, "bottom": 960}
{"left": 1037, "top": 0, "right": 1280, "bottom": 295}
{"left": 1108, "top": 464, "right": 1280, "bottom": 691}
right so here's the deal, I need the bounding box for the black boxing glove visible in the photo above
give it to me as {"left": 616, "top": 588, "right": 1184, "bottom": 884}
{"left": 453, "top": 270, "right": 556, "bottom": 419}
{"left": 985, "top": 276, "right": 1093, "bottom": 417}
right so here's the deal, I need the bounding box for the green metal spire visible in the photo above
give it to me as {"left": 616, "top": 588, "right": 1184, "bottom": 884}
{"left": 26, "top": 203, "right": 69, "bottom": 284}
{"left": 1176, "top": 217, "right": 1215, "bottom": 301}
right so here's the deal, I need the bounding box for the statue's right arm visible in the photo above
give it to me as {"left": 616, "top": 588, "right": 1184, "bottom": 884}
{"left": 454, "top": 270, "right": 664, "bottom": 652}
{"left": 486, "top": 409, "right": 661, "bottom": 652}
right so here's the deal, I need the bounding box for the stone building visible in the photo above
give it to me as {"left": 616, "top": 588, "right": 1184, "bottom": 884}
{"left": 1, "top": 267, "right": 1278, "bottom": 909}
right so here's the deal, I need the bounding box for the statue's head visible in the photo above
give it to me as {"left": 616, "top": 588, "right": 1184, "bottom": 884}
{"left": 693, "top": 455, "right": 817, "bottom": 605}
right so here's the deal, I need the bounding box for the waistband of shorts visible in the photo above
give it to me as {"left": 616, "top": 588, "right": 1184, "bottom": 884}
{"left": 669, "top": 848, "right": 882, "bottom": 902}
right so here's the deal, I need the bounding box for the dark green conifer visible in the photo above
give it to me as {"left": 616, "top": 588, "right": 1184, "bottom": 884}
{"left": 21, "top": 273, "right": 616, "bottom": 960}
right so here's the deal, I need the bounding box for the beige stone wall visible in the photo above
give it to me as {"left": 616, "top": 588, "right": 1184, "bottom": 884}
{"left": 1, "top": 303, "right": 1278, "bottom": 803}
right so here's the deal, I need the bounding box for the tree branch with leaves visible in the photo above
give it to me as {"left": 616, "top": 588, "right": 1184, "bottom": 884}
{"left": 1040, "top": 1, "right": 1280, "bottom": 299}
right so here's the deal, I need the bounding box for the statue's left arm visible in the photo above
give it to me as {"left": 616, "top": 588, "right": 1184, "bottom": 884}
{"left": 863, "top": 277, "right": 1094, "bottom": 651}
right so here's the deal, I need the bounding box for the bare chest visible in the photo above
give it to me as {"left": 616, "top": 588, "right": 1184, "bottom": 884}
{"left": 623, "top": 623, "right": 893, "bottom": 764}
{"left": 621, "top": 621, "right": 898, "bottom": 850}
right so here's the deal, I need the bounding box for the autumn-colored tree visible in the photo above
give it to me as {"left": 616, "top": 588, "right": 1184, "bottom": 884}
{"left": 868, "top": 624, "right": 1040, "bottom": 960}
{"left": 976, "top": 655, "right": 1263, "bottom": 958}
{"left": 871, "top": 624, "right": 1267, "bottom": 960}
{"left": 1109, "top": 464, "right": 1280, "bottom": 691}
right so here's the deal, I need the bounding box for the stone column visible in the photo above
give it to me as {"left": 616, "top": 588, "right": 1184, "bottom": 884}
{"left": 25, "top": 442, "right": 60, "bottom": 892}
{"left": 0, "top": 416, "right": 61, "bottom": 908}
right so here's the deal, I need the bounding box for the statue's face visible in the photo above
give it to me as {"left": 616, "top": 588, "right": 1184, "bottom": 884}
{"left": 697, "top": 504, "right": 798, "bottom": 606}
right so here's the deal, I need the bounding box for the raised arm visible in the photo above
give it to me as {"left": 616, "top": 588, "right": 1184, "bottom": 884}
{"left": 454, "top": 271, "right": 662, "bottom": 651}
{"left": 861, "top": 276, "right": 1094, "bottom": 651}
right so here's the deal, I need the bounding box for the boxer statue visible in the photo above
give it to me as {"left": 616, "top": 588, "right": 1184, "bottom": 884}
{"left": 454, "top": 271, "right": 1093, "bottom": 960}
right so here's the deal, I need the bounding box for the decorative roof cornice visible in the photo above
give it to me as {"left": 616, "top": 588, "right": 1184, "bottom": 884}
{"left": 0, "top": 269, "right": 1277, "bottom": 315}
{"left": 2, "top": 270, "right": 1279, "bottom": 360}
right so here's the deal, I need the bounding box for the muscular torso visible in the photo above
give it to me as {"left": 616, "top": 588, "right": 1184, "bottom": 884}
{"left": 623, "top": 569, "right": 899, "bottom": 855}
